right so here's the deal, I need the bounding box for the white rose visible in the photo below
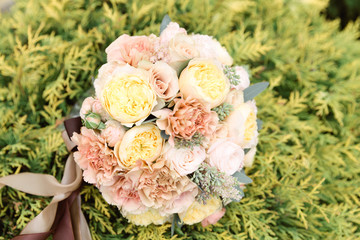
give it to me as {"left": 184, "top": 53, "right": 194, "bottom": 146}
{"left": 207, "top": 139, "right": 244, "bottom": 175}
{"left": 191, "top": 34, "right": 233, "bottom": 66}
{"left": 163, "top": 143, "right": 206, "bottom": 176}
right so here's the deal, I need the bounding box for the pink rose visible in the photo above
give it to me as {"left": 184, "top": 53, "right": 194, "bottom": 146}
{"left": 80, "top": 97, "right": 108, "bottom": 121}
{"left": 138, "top": 61, "right": 179, "bottom": 101}
{"left": 151, "top": 22, "right": 187, "bottom": 63}
{"left": 160, "top": 22, "right": 187, "bottom": 46}
{"left": 207, "top": 139, "right": 244, "bottom": 175}
{"left": 168, "top": 34, "right": 199, "bottom": 73}
{"left": 163, "top": 143, "right": 206, "bottom": 176}
{"left": 100, "top": 172, "right": 147, "bottom": 215}
{"left": 153, "top": 97, "right": 218, "bottom": 145}
{"left": 105, "top": 34, "right": 154, "bottom": 67}
{"left": 100, "top": 120, "right": 126, "bottom": 147}
{"left": 201, "top": 208, "right": 226, "bottom": 227}
{"left": 71, "top": 127, "right": 118, "bottom": 186}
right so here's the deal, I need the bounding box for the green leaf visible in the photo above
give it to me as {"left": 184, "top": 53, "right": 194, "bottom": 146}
{"left": 244, "top": 148, "right": 251, "bottom": 154}
{"left": 85, "top": 120, "right": 98, "bottom": 129}
{"left": 160, "top": 14, "right": 171, "bottom": 34}
{"left": 85, "top": 111, "right": 101, "bottom": 120}
{"left": 256, "top": 119, "right": 263, "bottom": 130}
{"left": 243, "top": 82, "right": 269, "bottom": 101}
{"left": 161, "top": 130, "right": 170, "bottom": 140}
{"left": 233, "top": 171, "right": 253, "bottom": 184}
{"left": 98, "top": 122, "right": 106, "bottom": 130}
{"left": 177, "top": 59, "right": 191, "bottom": 77}
{"left": 171, "top": 214, "right": 183, "bottom": 237}
{"left": 232, "top": 188, "right": 245, "bottom": 202}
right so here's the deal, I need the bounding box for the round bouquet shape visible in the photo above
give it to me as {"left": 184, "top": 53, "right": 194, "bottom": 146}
{"left": 72, "top": 15, "right": 268, "bottom": 229}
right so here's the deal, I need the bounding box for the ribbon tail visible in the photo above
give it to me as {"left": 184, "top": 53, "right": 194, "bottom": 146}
{"left": 0, "top": 125, "right": 93, "bottom": 240}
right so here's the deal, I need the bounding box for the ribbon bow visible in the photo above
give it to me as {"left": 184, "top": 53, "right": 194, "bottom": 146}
{"left": 0, "top": 117, "right": 91, "bottom": 240}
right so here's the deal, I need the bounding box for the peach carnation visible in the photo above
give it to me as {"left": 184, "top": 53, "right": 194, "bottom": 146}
{"left": 153, "top": 97, "right": 218, "bottom": 145}
{"left": 106, "top": 34, "right": 155, "bottom": 67}
{"left": 71, "top": 127, "right": 119, "bottom": 186}
{"left": 133, "top": 160, "right": 198, "bottom": 215}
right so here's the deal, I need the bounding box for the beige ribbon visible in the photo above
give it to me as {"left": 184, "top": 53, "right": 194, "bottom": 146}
{"left": 0, "top": 131, "right": 92, "bottom": 240}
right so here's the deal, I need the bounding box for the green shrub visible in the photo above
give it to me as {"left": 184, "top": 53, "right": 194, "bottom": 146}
{"left": 0, "top": 0, "right": 359, "bottom": 239}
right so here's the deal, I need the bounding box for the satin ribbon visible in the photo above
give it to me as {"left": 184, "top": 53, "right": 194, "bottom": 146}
{"left": 0, "top": 117, "right": 92, "bottom": 240}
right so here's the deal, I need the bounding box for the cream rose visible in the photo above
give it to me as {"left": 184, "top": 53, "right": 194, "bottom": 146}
{"left": 233, "top": 66, "right": 250, "bottom": 90}
{"left": 225, "top": 89, "right": 244, "bottom": 108}
{"left": 191, "top": 34, "right": 233, "bottom": 65}
{"left": 207, "top": 139, "right": 244, "bottom": 175}
{"left": 224, "top": 100, "right": 258, "bottom": 148}
{"left": 122, "top": 208, "right": 171, "bottom": 226}
{"left": 179, "top": 197, "right": 222, "bottom": 225}
{"left": 244, "top": 146, "right": 257, "bottom": 168}
{"left": 138, "top": 61, "right": 179, "bottom": 101}
{"left": 163, "top": 143, "right": 206, "bottom": 176}
{"left": 94, "top": 63, "right": 157, "bottom": 127}
{"left": 179, "top": 58, "right": 230, "bottom": 108}
{"left": 168, "top": 34, "right": 199, "bottom": 73}
{"left": 114, "top": 123, "right": 163, "bottom": 170}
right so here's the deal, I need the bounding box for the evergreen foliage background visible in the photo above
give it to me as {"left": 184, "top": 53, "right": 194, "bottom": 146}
{"left": 0, "top": 0, "right": 359, "bottom": 239}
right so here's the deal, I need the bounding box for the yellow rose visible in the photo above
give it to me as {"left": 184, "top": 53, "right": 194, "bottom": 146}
{"left": 94, "top": 63, "right": 157, "bottom": 127}
{"left": 114, "top": 123, "right": 163, "bottom": 170}
{"left": 178, "top": 197, "right": 222, "bottom": 225}
{"left": 123, "top": 208, "right": 171, "bottom": 226}
{"left": 179, "top": 58, "right": 230, "bottom": 108}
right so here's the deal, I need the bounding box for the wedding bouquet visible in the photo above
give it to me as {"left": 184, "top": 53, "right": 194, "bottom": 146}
{"left": 72, "top": 16, "right": 268, "bottom": 229}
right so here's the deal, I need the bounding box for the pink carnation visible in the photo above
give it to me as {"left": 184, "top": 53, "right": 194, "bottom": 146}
{"left": 71, "top": 127, "right": 118, "bottom": 186}
{"left": 105, "top": 34, "right": 154, "bottom": 67}
{"left": 100, "top": 171, "right": 147, "bottom": 215}
{"left": 153, "top": 97, "right": 218, "bottom": 145}
{"left": 201, "top": 208, "right": 226, "bottom": 227}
